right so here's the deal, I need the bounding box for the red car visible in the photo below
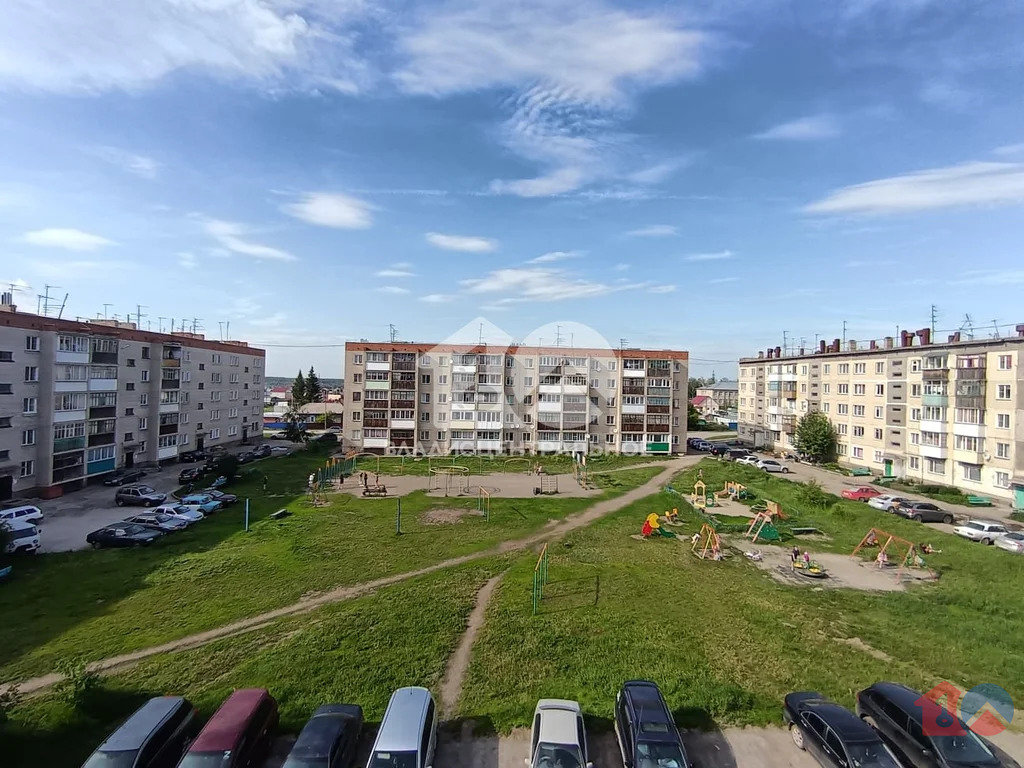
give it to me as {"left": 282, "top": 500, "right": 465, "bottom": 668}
{"left": 842, "top": 485, "right": 881, "bottom": 501}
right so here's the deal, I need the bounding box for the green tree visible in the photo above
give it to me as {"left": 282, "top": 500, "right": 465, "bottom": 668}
{"left": 305, "top": 366, "right": 323, "bottom": 405}
{"left": 687, "top": 376, "right": 712, "bottom": 399}
{"left": 797, "top": 478, "right": 831, "bottom": 509}
{"left": 794, "top": 411, "right": 837, "bottom": 463}
{"left": 212, "top": 453, "right": 240, "bottom": 483}
{"left": 687, "top": 402, "right": 702, "bottom": 429}
{"left": 283, "top": 408, "right": 308, "bottom": 443}
{"left": 291, "top": 369, "right": 308, "bottom": 407}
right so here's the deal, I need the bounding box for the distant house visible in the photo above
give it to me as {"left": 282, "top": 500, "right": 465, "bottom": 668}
{"left": 693, "top": 380, "right": 738, "bottom": 415}
{"left": 265, "top": 386, "right": 292, "bottom": 405}
{"left": 298, "top": 402, "right": 343, "bottom": 428}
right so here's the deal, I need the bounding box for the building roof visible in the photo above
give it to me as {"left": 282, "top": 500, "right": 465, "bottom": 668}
{"left": 701, "top": 379, "right": 738, "bottom": 391}
{"left": 299, "top": 402, "right": 343, "bottom": 414}
{"left": 690, "top": 396, "right": 709, "bottom": 406}
{"left": 347, "top": 341, "right": 687, "bottom": 360}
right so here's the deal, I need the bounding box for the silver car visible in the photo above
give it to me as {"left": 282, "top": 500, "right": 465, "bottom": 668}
{"left": 757, "top": 459, "right": 791, "bottom": 474}
{"left": 995, "top": 532, "right": 1024, "bottom": 554}
{"left": 367, "top": 687, "right": 437, "bottom": 768}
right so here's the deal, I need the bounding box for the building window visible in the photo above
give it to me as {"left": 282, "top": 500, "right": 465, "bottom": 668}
{"left": 20, "top": 460, "right": 34, "bottom": 477}
{"left": 838, "top": 364, "right": 849, "bottom": 374}
{"left": 874, "top": 407, "right": 883, "bottom": 418}
{"left": 996, "top": 442, "right": 1010, "bottom": 459}
{"left": 874, "top": 428, "right": 883, "bottom": 440}
{"left": 25, "top": 335, "right": 40, "bottom": 351}
{"left": 910, "top": 408, "right": 921, "bottom": 420}
{"left": 910, "top": 432, "right": 920, "bottom": 445}
{"left": 998, "top": 354, "right": 1012, "bottom": 370}
{"left": 854, "top": 363, "right": 866, "bottom": 374}
{"left": 873, "top": 450, "right": 884, "bottom": 464}
{"left": 995, "top": 471, "right": 1010, "bottom": 488}
{"left": 421, "top": 412, "right": 430, "bottom": 422}
{"left": 421, "top": 393, "right": 430, "bottom": 404}
{"left": 421, "top": 374, "right": 430, "bottom": 384}
{"left": 823, "top": 383, "right": 831, "bottom": 394}
{"left": 961, "top": 463, "right": 981, "bottom": 482}
{"left": 353, "top": 354, "right": 363, "bottom": 364}
{"left": 853, "top": 426, "right": 864, "bottom": 437}
{"left": 228, "top": 425, "right": 239, "bottom": 436}
{"left": 852, "top": 446, "right": 863, "bottom": 458}
{"left": 24, "top": 366, "right": 39, "bottom": 382}
{"left": 875, "top": 384, "right": 884, "bottom": 396}
{"left": 853, "top": 405, "right": 865, "bottom": 416}
{"left": 926, "top": 458, "right": 945, "bottom": 475}
{"left": 997, "top": 384, "right": 1011, "bottom": 400}
{"left": 875, "top": 362, "right": 885, "bottom": 374}
{"left": 822, "top": 403, "right": 830, "bottom": 413}
{"left": 909, "top": 456, "right": 920, "bottom": 470}
{"left": 139, "top": 417, "right": 148, "bottom": 430}
{"left": 996, "top": 413, "right": 1010, "bottom": 428}
{"left": 911, "top": 359, "right": 920, "bottom": 372}
{"left": 837, "top": 424, "right": 848, "bottom": 435}
{"left": 823, "top": 364, "right": 830, "bottom": 374}
{"left": 21, "top": 429, "right": 36, "bottom": 446}
{"left": 853, "top": 384, "right": 865, "bottom": 395}
{"left": 22, "top": 397, "right": 37, "bottom": 414}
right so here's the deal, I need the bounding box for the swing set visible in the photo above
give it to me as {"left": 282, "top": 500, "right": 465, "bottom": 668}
{"left": 692, "top": 523, "right": 722, "bottom": 560}
{"left": 851, "top": 528, "right": 930, "bottom": 580}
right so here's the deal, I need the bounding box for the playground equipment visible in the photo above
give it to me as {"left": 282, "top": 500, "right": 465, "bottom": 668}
{"left": 641, "top": 512, "right": 676, "bottom": 538}
{"left": 532, "top": 543, "right": 550, "bottom": 615}
{"left": 573, "top": 453, "right": 590, "bottom": 489}
{"left": 746, "top": 511, "right": 782, "bottom": 543}
{"left": 689, "top": 480, "right": 709, "bottom": 510}
{"left": 691, "top": 523, "right": 722, "bottom": 560}
{"left": 535, "top": 475, "right": 558, "bottom": 495}
{"left": 792, "top": 558, "right": 828, "bottom": 578}
{"left": 503, "top": 457, "right": 533, "bottom": 473}
{"left": 851, "top": 528, "right": 929, "bottom": 580}
{"left": 429, "top": 465, "right": 470, "bottom": 495}
{"left": 478, "top": 487, "right": 491, "bottom": 521}
{"left": 362, "top": 484, "right": 388, "bottom": 497}
{"left": 715, "top": 481, "right": 751, "bottom": 501}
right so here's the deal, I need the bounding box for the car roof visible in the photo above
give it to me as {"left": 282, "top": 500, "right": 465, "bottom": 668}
{"left": 536, "top": 700, "right": 581, "bottom": 745}
{"left": 865, "top": 682, "right": 935, "bottom": 724}
{"left": 191, "top": 689, "right": 273, "bottom": 752}
{"left": 5, "top": 518, "right": 37, "bottom": 531}
{"left": 289, "top": 705, "right": 363, "bottom": 759}
{"left": 1, "top": 504, "right": 41, "bottom": 514}
{"left": 801, "top": 699, "right": 878, "bottom": 741}
{"left": 967, "top": 520, "right": 1002, "bottom": 527}
{"left": 623, "top": 682, "right": 677, "bottom": 741}
{"left": 376, "top": 687, "right": 432, "bottom": 752}
{"left": 99, "top": 697, "right": 189, "bottom": 752}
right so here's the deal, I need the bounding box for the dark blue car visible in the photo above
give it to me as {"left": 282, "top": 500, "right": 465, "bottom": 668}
{"left": 283, "top": 704, "right": 363, "bottom": 768}
{"left": 784, "top": 691, "right": 902, "bottom": 768}
{"left": 614, "top": 681, "right": 688, "bottom": 768}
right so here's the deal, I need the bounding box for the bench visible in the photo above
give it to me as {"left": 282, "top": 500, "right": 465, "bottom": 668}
{"left": 849, "top": 467, "right": 872, "bottom": 477}
{"left": 967, "top": 495, "right": 993, "bottom": 507}
{"left": 362, "top": 485, "right": 388, "bottom": 497}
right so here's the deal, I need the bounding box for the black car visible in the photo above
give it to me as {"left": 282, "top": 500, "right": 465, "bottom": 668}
{"left": 895, "top": 502, "right": 954, "bottom": 524}
{"left": 115, "top": 485, "right": 168, "bottom": 507}
{"left": 784, "top": 691, "right": 902, "bottom": 768}
{"left": 179, "top": 450, "right": 207, "bottom": 463}
{"left": 283, "top": 704, "right": 364, "bottom": 768}
{"left": 614, "top": 680, "right": 688, "bottom": 768}
{"left": 81, "top": 695, "right": 200, "bottom": 768}
{"left": 252, "top": 445, "right": 272, "bottom": 459}
{"left": 86, "top": 523, "right": 164, "bottom": 548}
{"left": 201, "top": 489, "right": 238, "bottom": 506}
{"left": 237, "top": 452, "right": 256, "bottom": 464}
{"left": 856, "top": 682, "right": 1014, "bottom": 768}
{"left": 178, "top": 467, "right": 203, "bottom": 483}
{"left": 709, "top": 443, "right": 733, "bottom": 457}
{"left": 103, "top": 468, "right": 146, "bottom": 487}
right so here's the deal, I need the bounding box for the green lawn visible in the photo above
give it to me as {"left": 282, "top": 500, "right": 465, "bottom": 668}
{"left": 0, "top": 452, "right": 662, "bottom": 682}
{"left": 1, "top": 561, "right": 505, "bottom": 768}
{"left": 459, "top": 460, "right": 1024, "bottom": 732}
{"left": 353, "top": 452, "right": 671, "bottom": 477}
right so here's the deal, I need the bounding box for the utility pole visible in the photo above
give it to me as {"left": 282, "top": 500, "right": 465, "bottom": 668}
{"left": 842, "top": 320, "right": 848, "bottom": 345}
{"left": 930, "top": 304, "right": 938, "bottom": 335}
{"left": 619, "top": 338, "right": 629, "bottom": 350}
{"left": 389, "top": 323, "right": 398, "bottom": 343}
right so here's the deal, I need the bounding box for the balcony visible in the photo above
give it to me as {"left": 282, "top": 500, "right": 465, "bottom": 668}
{"left": 159, "top": 402, "right": 180, "bottom": 414}
{"left": 922, "top": 368, "right": 948, "bottom": 381}
{"left": 622, "top": 404, "right": 645, "bottom": 415}
{"left": 452, "top": 364, "right": 477, "bottom": 374}
{"left": 391, "top": 380, "right": 416, "bottom": 391}
{"left": 364, "top": 381, "right": 390, "bottom": 391}
{"left": 953, "top": 422, "right": 986, "bottom": 439}
{"left": 956, "top": 367, "right": 986, "bottom": 381}
{"left": 922, "top": 394, "right": 948, "bottom": 408}
{"left": 919, "top": 419, "right": 947, "bottom": 434}
{"left": 158, "top": 445, "right": 179, "bottom": 460}
{"left": 161, "top": 356, "right": 180, "bottom": 368}
{"left": 563, "top": 402, "right": 587, "bottom": 413}
{"left": 622, "top": 384, "right": 645, "bottom": 395}
{"left": 363, "top": 418, "right": 388, "bottom": 428}
{"left": 159, "top": 423, "right": 179, "bottom": 436}
{"left": 88, "top": 405, "right": 116, "bottom": 419}
{"left": 55, "top": 349, "right": 90, "bottom": 365}
{"left": 53, "top": 436, "right": 86, "bottom": 454}
{"left": 476, "top": 440, "right": 502, "bottom": 452}
{"left": 781, "top": 418, "right": 796, "bottom": 434}
{"left": 954, "top": 395, "right": 985, "bottom": 409}
{"left": 161, "top": 377, "right": 181, "bottom": 390}
{"left": 622, "top": 368, "right": 645, "bottom": 378}
{"left": 55, "top": 379, "right": 88, "bottom": 393}
{"left": 91, "top": 350, "right": 119, "bottom": 365}
{"left": 88, "top": 377, "right": 119, "bottom": 392}
{"left": 390, "top": 418, "right": 415, "bottom": 429}
{"left": 52, "top": 461, "right": 85, "bottom": 483}
{"left": 54, "top": 408, "right": 87, "bottom": 424}
{"left": 88, "top": 432, "right": 116, "bottom": 447}
{"left": 363, "top": 437, "right": 388, "bottom": 449}
{"left": 953, "top": 449, "right": 984, "bottom": 465}
{"left": 392, "top": 361, "right": 416, "bottom": 372}
{"left": 86, "top": 457, "right": 116, "bottom": 475}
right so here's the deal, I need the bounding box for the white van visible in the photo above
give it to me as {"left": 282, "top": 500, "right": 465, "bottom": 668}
{"left": 367, "top": 687, "right": 437, "bottom": 768}
{"left": 0, "top": 505, "right": 43, "bottom": 525}
{"left": 3, "top": 519, "right": 41, "bottom": 554}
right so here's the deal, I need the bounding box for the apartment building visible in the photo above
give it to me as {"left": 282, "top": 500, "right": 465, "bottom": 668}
{"left": 341, "top": 342, "right": 688, "bottom": 456}
{"left": 693, "top": 379, "right": 739, "bottom": 416}
{"left": 0, "top": 301, "right": 265, "bottom": 500}
{"left": 738, "top": 326, "right": 1024, "bottom": 502}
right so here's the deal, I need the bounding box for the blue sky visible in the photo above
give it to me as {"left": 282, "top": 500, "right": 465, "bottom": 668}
{"left": 2, "top": 0, "right": 1023, "bottom": 378}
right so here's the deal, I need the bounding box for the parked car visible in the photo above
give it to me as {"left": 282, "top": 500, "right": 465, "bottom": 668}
{"left": 115, "top": 485, "right": 167, "bottom": 507}
{"left": 757, "top": 459, "right": 791, "bottom": 474}
{"left": 200, "top": 489, "right": 238, "bottom": 506}
{"left": 269, "top": 445, "right": 291, "bottom": 455}
{"left": 103, "top": 468, "right": 146, "bottom": 487}
{"left": 614, "top": 681, "right": 687, "bottom": 768}
{"left": 178, "top": 493, "right": 224, "bottom": 510}
{"left": 895, "top": 501, "right": 954, "bottom": 524}
{"left": 86, "top": 523, "right": 164, "bottom": 548}
{"left": 122, "top": 512, "right": 190, "bottom": 533}
{"left": 152, "top": 504, "right": 206, "bottom": 525}
{"left": 179, "top": 449, "right": 207, "bottom": 463}
{"left": 0, "top": 504, "right": 43, "bottom": 525}
{"left": 252, "top": 444, "right": 272, "bottom": 459}
{"left": 784, "top": 691, "right": 901, "bottom": 768}
{"left": 856, "top": 682, "right": 1011, "bottom": 768}
{"left": 283, "top": 704, "right": 363, "bottom": 768}
{"left": 3, "top": 519, "right": 40, "bottom": 554}
{"left": 726, "top": 448, "right": 752, "bottom": 461}
{"left": 80, "top": 696, "right": 199, "bottom": 768}
{"left": 177, "top": 689, "right": 278, "bottom": 768}
{"left": 237, "top": 451, "right": 256, "bottom": 464}
{"left": 527, "top": 699, "right": 591, "bottom": 768}
{"left": 708, "top": 443, "right": 732, "bottom": 457}
{"left": 178, "top": 467, "right": 204, "bottom": 484}
{"left": 367, "top": 687, "right": 437, "bottom": 768}
{"left": 953, "top": 520, "right": 1009, "bottom": 545}
{"left": 736, "top": 455, "right": 761, "bottom": 467}
{"left": 868, "top": 495, "right": 908, "bottom": 512}
{"left": 842, "top": 486, "right": 882, "bottom": 502}
{"left": 995, "top": 532, "right": 1024, "bottom": 554}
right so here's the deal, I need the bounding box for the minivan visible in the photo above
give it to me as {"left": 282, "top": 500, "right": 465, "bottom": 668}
{"left": 0, "top": 505, "right": 43, "bottom": 525}
{"left": 367, "top": 687, "right": 437, "bottom": 768}
{"left": 177, "top": 688, "right": 278, "bottom": 768}
{"left": 3, "top": 519, "right": 40, "bottom": 554}
{"left": 81, "top": 696, "right": 199, "bottom": 768}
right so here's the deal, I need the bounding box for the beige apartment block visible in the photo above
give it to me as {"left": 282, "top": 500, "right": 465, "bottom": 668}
{"left": 739, "top": 327, "right": 1024, "bottom": 502}
{"left": 0, "top": 301, "right": 265, "bottom": 501}
{"left": 342, "top": 342, "right": 689, "bottom": 456}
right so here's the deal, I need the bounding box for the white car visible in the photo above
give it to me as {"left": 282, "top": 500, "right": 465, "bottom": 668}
{"left": 995, "top": 532, "right": 1024, "bottom": 554}
{"left": 757, "top": 459, "right": 790, "bottom": 474}
{"left": 152, "top": 504, "right": 205, "bottom": 525}
{"left": 953, "top": 520, "right": 1009, "bottom": 545}
{"left": 268, "top": 445, "right": 291, "bottom": 455}
{"left": 0, "top": 504, "right": 44, "bottom": 525}
{"left": 526, "top": 699, "right": 592, "bottom": 768}
{"left": 735, "top": 455, "right": 761, "bottom": 467}
{"left": 868, "top": 495, "right": 907, "bottom": 512}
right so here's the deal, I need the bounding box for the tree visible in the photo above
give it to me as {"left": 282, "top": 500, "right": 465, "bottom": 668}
{"left": 212, "top": 453, "right": 240, "bottom": 483}
{"left": 687, "top": 402, "right": 702, "bottom": 430}
{"left": 797, "top": 478, "right": 831, "bottom": 509}
{"left": 283, "top": 408, "right": 308, "bottom": 443}
{"left": 794, "top": 411, "right": 838, "bottom": 463}
{"left": 291, "top": 370, "right": 308, "bottom": 407}
{"left": 305, "top": 366, "right": 323, "bottom": 405}
{"left": 687, "top": 376, "right": 713, "bottom": 399}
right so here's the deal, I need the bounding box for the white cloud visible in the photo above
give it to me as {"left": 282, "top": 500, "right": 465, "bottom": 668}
{"left": 376, "top": 285, "right": 410, "bottom": 294}
{"left": 178, "top": 251, "right": 198, "bottom": 269}
{"left": 627, "top": 224, "right": 677, "bottom": 237}
{"left": 528, "top": 251, "right": 583, "bottom": 264}
{"left": 648, "top": 285, "right": 676, "bottom": 293}
{"left": 708, "top": 276, "right": 739, "bottom": 284}
{"left": 754, "top": 114, "right": 840, "bottom": 141}
{"left": 249, "top": 312, "right": 288, "bottom": 327}
{"left": 425, "top": 232, "right": 498, "bottom": 253}
{"left": 490, "top": 168, "right": 586, "bottom": 198}
{"left": 627, "top": 158, "right": 690, "bottom": 185}
{"left": 20, "top": 228, "right": 114, "bottom": 251}
{"left": 803, "top": 161, "right": 1024, "bottom": 215}
{"left": 684, "top": 250, "right": 733, "bottom": 261}
{"left": 994, "top": 143, "right": 1024, "bottom": 156}
{"left": 204, "top": 219, "right": 297, "bottom": 261}
{"left": 375, "top": 268, "right": 416, "bottom": 278}
{"left": 613, "top": 263, "right": 630, "bottom": 271}
{"left": 89, "top": 146, "right": 160, "bottom": 178}
{"left": 419, "top": 293, "right": 453, "bottom": 303}
{"left": 919, "top": 81, "right": 974, "bottom": 111}
{"left": 0, "top": 0, "right": 371, "bottom": 94}
{"left": 282, "top": 191, "right": 374, "bottom": 229}
{"left": 950, "top": 269, "right": 1024, "bottom": 286}
{"left": 461, "top": 267, "right": 646, "bottom": 302}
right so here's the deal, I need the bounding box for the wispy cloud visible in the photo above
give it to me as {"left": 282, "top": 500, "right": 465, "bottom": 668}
{"left": 249, "top": 312, "right": 288, "bottom": 328}
{"left": 528, "top": 250, "right": 583, "bottom": 264}
{"left": 684, "top": 250, "right": 733, "bottom": 261}
{"left": 627, "top": 158, "right": 690, "bottom": 185}
{"left": 178, "top": 251, "right": 198, "bottom": 270}
{"left": 627, "top": 224, "right": 678, "bottom": 237}
{"left": 89, "top": 146, "right": 159, "bottom": 178}
{"left": 375, "top": 268, "right": 417, "bottom": 278}
{"left": 204, "top": 219, "right": 296, "bottom": 262}
{"left": 461, "top": 267, "right": 647, "bottom": 302}
{"left": 648, "top": 285, "right": 676, "bottom": 294}
{"left": 919, "top": 81, "right": 974, "bottom": 112}
{"left": 282, "top": 192, "right": 374, "bottom": 229}
{"left": 994, "top": 143, "right": 1024, "bottom": 157}
{"left": 708, "top": 276, "right": 739, "bottom": 284}
{"left": 20, "top": 228, "right": 114, "bottom": 251}
{"left": 376, "top": 285, "right": 411, "bottom": 295}
{"left": 950, "top": 269, "right": 1024, "bottom": 286}
{"left": 754, "top": 114, "right": 840, "bottom": 141}
{"left": 613, "top": 263, "right": 630, "bottom": 271}
{"left": 803, "top": 161, "right": 1024, "bottom": 215}
{"left": 425, "top": 232, "right": 498, "bottom": 253}
{"left": 419, "top": 293, "right": 453, "bottom": 303}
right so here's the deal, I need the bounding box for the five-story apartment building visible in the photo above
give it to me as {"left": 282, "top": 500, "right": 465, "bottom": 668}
{"left": 342, "top": 342, "right": 688, "bottom": 456}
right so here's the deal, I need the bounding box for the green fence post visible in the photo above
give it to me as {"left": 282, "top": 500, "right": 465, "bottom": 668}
{"left": 396, "top": 498, "right": 402, "bottom": 535}
{"left": 532, "top": 571, "right": 538, "bottom": 615}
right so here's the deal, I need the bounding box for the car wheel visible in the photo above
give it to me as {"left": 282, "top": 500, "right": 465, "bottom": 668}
{"left": 782, "top": 467, "right": 790, "bottom": 474}
{"left": 91, "top": 541, "right": 102, "bottom": 549}
{"left": 981, "top": 538, "right": 992, "bottom": 546}
{"left": 943, "top": 515, "right": 954, "bottom": 525}
{"left": 115, "top": 498, "right": 124, "bottom": 506}
{"left": 911, "top": 514, "right": 921, "bottom": 522}
{"left": 145, "top": 500, "right": 154, "bottom": 507}
{"left": 790, "top": 723, "right": 805, "bottom": 750}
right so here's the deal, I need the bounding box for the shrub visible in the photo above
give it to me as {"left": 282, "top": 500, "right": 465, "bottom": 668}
{"left": 797, "top": 479, "right": 832, "bottom": 509}
{"left": 54, "top": 659, "right": 101, "bottom": 710}
{"left": 0, "top": 683, "right": 22, "bottom": 725}
{"left": 212, "top": 454, "right": 240, "bottom": 483}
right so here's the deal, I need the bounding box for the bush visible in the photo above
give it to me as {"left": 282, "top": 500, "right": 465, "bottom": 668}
{"left": 797, "top": 479, "right": 832, "bottom": 509}
{"left": 54, "top": 659, "right": 101, "bottom": 710}
{"left": 1011, "top": 511, "right": 1024, "bottom": 523}
{"left": 212, "top": 454, "right": 240, "bottom": 482}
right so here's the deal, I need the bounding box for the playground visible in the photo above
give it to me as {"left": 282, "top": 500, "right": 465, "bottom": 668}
{"left": 333, "top": 469, "right": 603, "bottom": 500}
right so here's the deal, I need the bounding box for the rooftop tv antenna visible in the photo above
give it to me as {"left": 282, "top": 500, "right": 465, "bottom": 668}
{"left": 158, "top": 316, "right": 166, "bottom": 333}
{"left": 989, "top": 320, "right": 1000, "bottom": 339}
{"left": 37, "top": 284, "right": 63, "bottom": 317}
{"left": 930, "top": 304, "right": 939, "bottom": 335}
{"left": 959, "top": 314, "right": 975, "bottom": 340}
{"left": 134, "top": 304, "right": 147, "bottom": 327}
{"left": 389, "top": 323, "right": 398, "bottom": 343}
{"left": 619, "top": 338, "right": 629, "bottom": 350}
{"left": 478, "top": 322, "right": 484, "bottom": 345}
{"left": 554, "top": 325, "right": 564, "bottom": 347}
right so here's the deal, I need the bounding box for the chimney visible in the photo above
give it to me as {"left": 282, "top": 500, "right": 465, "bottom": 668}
{"left": 766, "top": 348, "right": 773, "bottom": 359}
{"left": 848, "top": 340, "right": 857, "bottom": 351}
{"left": 775, "top": 346, "right": 782, "bottom": 358}
{"left": 833, "top": 338, "right": 841, "bottom": 353}
{"left": 799, "top": 347, "right": 805, "bottom": 356}
{"left": 1016, "top": 323, "right": 1024, "bottom": 338}
{"left": 819, "top": 340, "right": 826, "bottom": 353}
{"left": 757, "top": 351, "right": 764, "bottom": 359}
{"left": 900, "top": 330, "right": 913, "bottom": 347}
{"left": 917, "top": 328, "right": 931, "bottom": 346}
{"left": 884, "top": 336, "right": 893, "bottom": 349}
{"left": 0, "top": 292, "right": 15, "bottom": 313}
{"left": 948, "top": 332, "right": 961, "bottom": 343}
{"left": 870, "top": 340, "right": 877, "bottom": 350}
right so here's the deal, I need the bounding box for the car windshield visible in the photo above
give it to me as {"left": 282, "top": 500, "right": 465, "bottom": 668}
{"left": 177, "top": 752, "right": 233, "bottom": 768}
{"left": 636, "top": 741, "right": 687, "bottom": 767}
{"left": 82, "top": 750, "right": 139, "bottom": 768}
{"left": 1006, "top": 534, "right": 1024, "bottom": 542}
{"left": 11, "top": 527, "right": 37, "bottom": 540}
{"left": 368, "top": 750, "right": 418, "bottom": 768}
{"left": 137, "top": 486, "right": 156, "bottom": 494}
{"left": 846, "top": 741, "right": 902, "bottom": 768}
{"left": 153, "top": 513, "right": 171, "bottom": 522}
{"left": 534, "top": 743, "right": 583, "bottom": 768}
{"left": 931, "top": 731, "right": 997, "bottom": 765}
{"left": 966, "top": 522, "right": 985, "bottom": 530}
